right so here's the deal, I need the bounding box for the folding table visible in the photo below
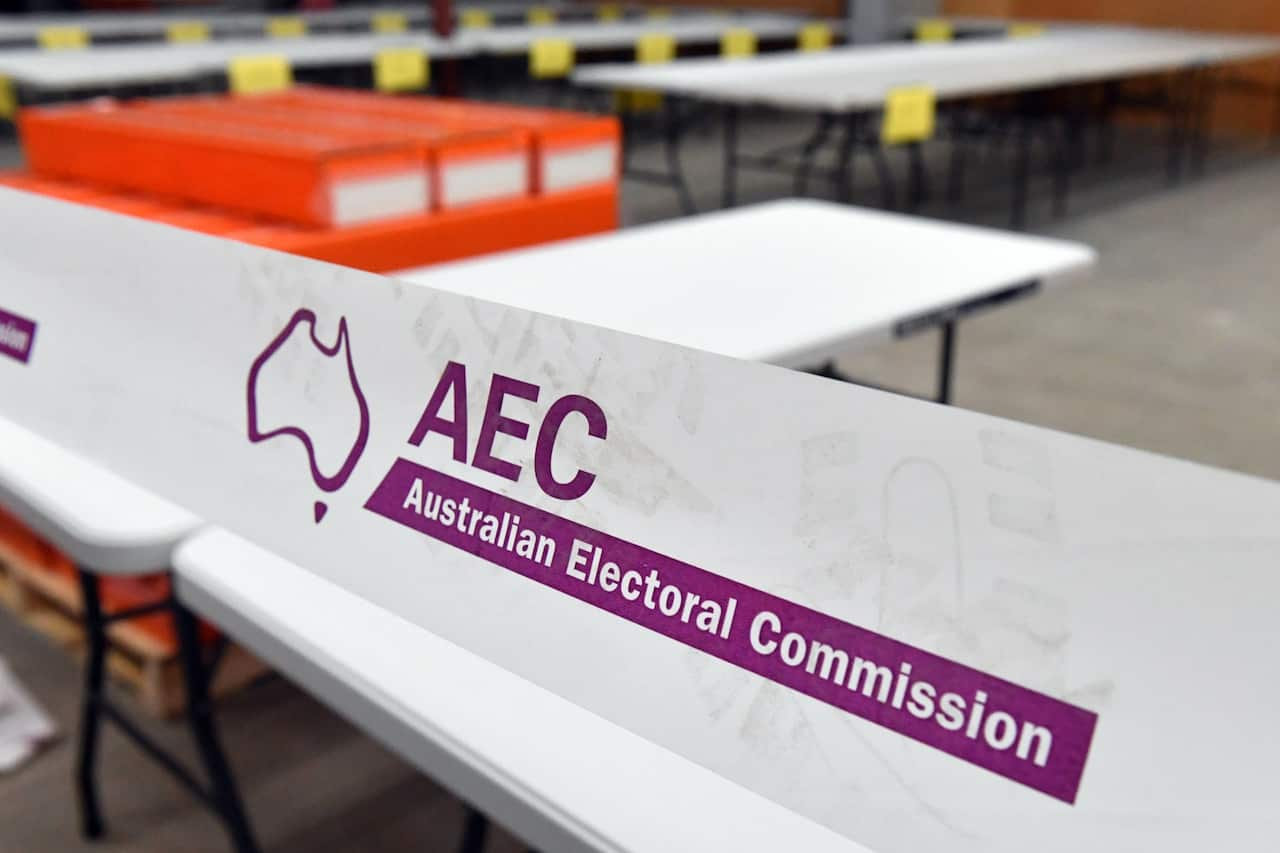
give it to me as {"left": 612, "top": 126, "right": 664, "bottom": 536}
{"left": 0, "top": 32, "right": 474, "bottom": 96}
{"left": 0, "top": 2, "right": 584, "bottom": 47}
{"left": 0, "top": 416, "right": 258, "bottom": 851}
{"left": 573, "top": 28, "right": 1280, "bottom": 225}
{"left": 395, "top": 199, "right": 1097, "bottom": 403}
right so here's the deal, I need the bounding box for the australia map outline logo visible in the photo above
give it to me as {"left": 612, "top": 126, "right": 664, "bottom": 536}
{"left": 246, "top": 308, "right": 370, "bottom": 523}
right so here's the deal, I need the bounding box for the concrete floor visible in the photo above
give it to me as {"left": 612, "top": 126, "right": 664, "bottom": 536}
{"left": 1, "top": 109, "right": 1279, "bottom": 852}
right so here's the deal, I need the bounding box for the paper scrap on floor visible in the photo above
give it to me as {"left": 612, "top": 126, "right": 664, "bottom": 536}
{"left": 0, "top": 655, "right": 56, "bottom": 773}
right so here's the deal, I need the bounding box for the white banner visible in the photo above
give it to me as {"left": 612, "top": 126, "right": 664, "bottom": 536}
{"left": 2, "top": 189, "right": 1278, "bottom": 850}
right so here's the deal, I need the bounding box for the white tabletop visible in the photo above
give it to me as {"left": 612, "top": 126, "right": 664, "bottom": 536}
{"left": 0, "top": 31, "right": 473, "bottom": 91}
{"left": 0, "top": 414, "right": 199, "bottom": 574}
{"left": 0, "top": 11, "right": 806, "bottom": 91}
{"left": 574, "top": 28, "right": 1280, "bottom": 111}
{"left": 174, "top": 526, "right": 867, "bottom": 853}
{"left": 395, "top": 200, "right": 1096, "bottom": 369}
{"left": 0, "top": 2, "right": 580, "bottom": 43}
{"left": 464, "top": 12, "right": 812, "bottom": 53}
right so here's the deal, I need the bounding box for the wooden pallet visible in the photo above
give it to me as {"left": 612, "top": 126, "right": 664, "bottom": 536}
{"left": 0, "top": 543, "right": 270, "bottom": 719}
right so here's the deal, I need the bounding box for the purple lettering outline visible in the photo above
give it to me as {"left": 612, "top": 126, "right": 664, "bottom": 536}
{"left": 246, "top": 309, "right": 370, "bottom": 509}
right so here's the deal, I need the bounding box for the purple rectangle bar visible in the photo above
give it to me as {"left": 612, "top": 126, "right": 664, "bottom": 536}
{"left": 366, "top": 457, "right": 1097, "bottom": 804}
{"left": 0, "top": 307, "right": 36, "bottom": 364}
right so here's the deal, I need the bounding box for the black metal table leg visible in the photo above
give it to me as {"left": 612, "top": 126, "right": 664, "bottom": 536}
{"left": 936, "top": 320, "right": 956, "bottom": 405}
{"left": 460, "top": 808, "right": 491, "bottom": 853}
{"left": 1190, "top": 67, "right": 1216, "bottom": 176}
{"left": 76, "top": 569, "right": 107, "bottom": 840}
{"left": 173, "top": 602, "right": 260, "bottom": 853}
{"left": 663, "top": 98, "right": 696, "bottom": 215}
{"left": 793, "top": 112, "right": 836, "bottom": 196}
{"left": 721, "top": 104, "right": 739, "bottom": 208}
{"left": 72, "top": 566, "right": 260, "bottom": 853}
{"left": 834, "top": 114, "right": 859, "bottom": 203}
{"left": 870, "top": 141, "right": 897, "bottom": 210}
{"left": 906, "top": 141, "right": 927, "bottom": 211}
{"left": 1009, "top": 117, "right": 1033, "bottom": 230}
{"left": 946, "top": 112, "right": 968, "bottom": 208}
{"left": 1166, "top": 69, "right": 1192, "bottom": 184}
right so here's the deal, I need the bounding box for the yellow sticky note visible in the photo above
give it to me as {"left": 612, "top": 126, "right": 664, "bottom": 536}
{"left": 530, "top": 38, "right": 574, "bottom": 78}
{"left": 166, "top": 21, "right": 210, "bottom": 43}
{"left": 460, "top": 9, "right": 493, "bottom": 28}
{"left": 267, "top": 16, "right": 307, "bottom": 39}
{"left": 622, "top": 33, "right": 675, "bottom": 113}
{"left": 615, "top": 90, "right": 664, "bottom": 112}
{"left": 0, "top": 77, "right": 16, "bottom": 120}
{"left": 914, "top": 18, "right": 953, "bottom": 42}
{"left": 37, "top": 26, "right": 88, "bottom": 50}
{"left": 798, "top": 22, "right": 832, "bottom": 52}
{"left": 228, "top": 55, "right": 293, "bottom": 95}
{"left": 882, "top": 85, "right": 936, "bottom": 145}
{"left": 597, "top": 3, "right": 623, "bottom": 21}
{"left": 720, "top": 28, "right": 756, "bottom": 59}
{"left": 372, "top": 11, "right": 408, "bottom": 34}
{"left": 636, "top": 32, "right": 676, "bottom": 64}
{"left": 374, "top": 47, "right": 428, "bottom": 92}
{"left": 527, "top": 6, "right": 556, "bottom": 25}
{"left": 1009, "top": 22, "right": 1046, "bottom": 38}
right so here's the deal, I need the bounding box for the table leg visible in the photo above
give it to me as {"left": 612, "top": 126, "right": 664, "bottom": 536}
{"left": 1166, "top": 69, "right": 1192, "bottom": 184}
{"left": 794, "top": 113, "right": 836, "bottom": 197}
{"left": 1009, "top": 118, "right": 1032, "bottom": 230}
{"left": 721, "top": 104, "right": 739, "bottom": 208}
{"left": 174, "top": 601, "right": 261, "bottom": 853}
{"left": 75, "top": 569, "right": 107, "bottom": 840}
{"left": 906, "top": 141, "right": 926, "bottom": 211}
{"left": 834, "top": 114, "right": 859, "bottom": 203}
{"left": 664, "top": 98, "right": 697, "bottom": 215}
{"left": 936, "top": 320, "right": 956, "bottom": 405}
{"left": 460, "top": 808, "right": 491, "bottom": 853}
{"left": 1190, "top": 67, "right": 1217, "bottom": 176}
{"left": 946, "top": 112, "right": 967, "bottom": 208}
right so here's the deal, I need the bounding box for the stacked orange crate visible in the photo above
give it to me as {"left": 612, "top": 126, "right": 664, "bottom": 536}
{"left": 141, "top": 95, "right": 536, "bottom": 213}
{"left": 267, "top": 86, "right": 622, "bottom": 196}
{"left": 20, "top": 103, "right": 431, "bottom": 227}
{"left": 9, "top": 89, "right": 620, "bottom": 272}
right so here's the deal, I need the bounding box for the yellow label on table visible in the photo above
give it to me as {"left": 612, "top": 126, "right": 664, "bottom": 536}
{"left": 527, "top": 6, "right": 556, "bottom": 25}
{"left": 166, "top": 21, "right": 210, "bottom": 43}
{"left": 0, "top": 77, "right": 16, "bottom": 120}
{"left": 372, "top": 11, "right": 409, "bottom": 34}
{"left": 622, "top": 33, "right": 676, "bottom": 112}
{"left": 882, "top": 84, "right": 936, "bottom": 145}
{"left": 636, "top": 32, "right": 675, "bottom": 64}
{"left": 914, "top": 18, "right": 953, "bottom": 42}
{"left": 597, "top": 3, "right": 623, "bottom": 21}
{"left": 530, "top": 38, "right": 574, "bottom": 78}
{"left": 797, "top": 22, "right": 832, "bottom": 52}
{"left": 647, "top": 7, "right": 671, "bottom": 19}
{"left": 1008, "top": 22, "right": 1046, "bottom": 38}
{"left": 267, "top": 16, "right": 307, "bottom": 39}
{"left": 228, "top": 55, "right": 293, "bottom": 95}
{"left": 460, "top": 8, "right": 493, "bottom": 28}
{"left": 720, "top": 27, "right": 756, "bottom": 58}
{"left": 374, "top": 47, "right": 428, "bottom": 92}
{"left": 37, "top": 26, "right": 88, "bottom": 50}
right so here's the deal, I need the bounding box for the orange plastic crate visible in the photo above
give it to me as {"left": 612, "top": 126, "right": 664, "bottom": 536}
{"left": 231, "top": 183, "right": 619, "bottom": 272}
{"left": 142, "top": 95, "right": 534, "bottom": 211}
{"left": 266, "top": 87, "right": 621, "bottom": 195}
{"left": 20, "top": 103, "right": 429, "bottom": 228}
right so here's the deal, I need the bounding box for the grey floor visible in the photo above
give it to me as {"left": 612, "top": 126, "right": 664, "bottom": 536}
{"left": 2, "top": 109, "right": 1279, "bottom": 852}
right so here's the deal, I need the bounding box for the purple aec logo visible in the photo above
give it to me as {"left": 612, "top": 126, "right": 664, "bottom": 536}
{"left": 0, "top": 307, "right": 36, "bottom": 364}
{"left": 246, "top": 308, "right": 370, "bottom": 523}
